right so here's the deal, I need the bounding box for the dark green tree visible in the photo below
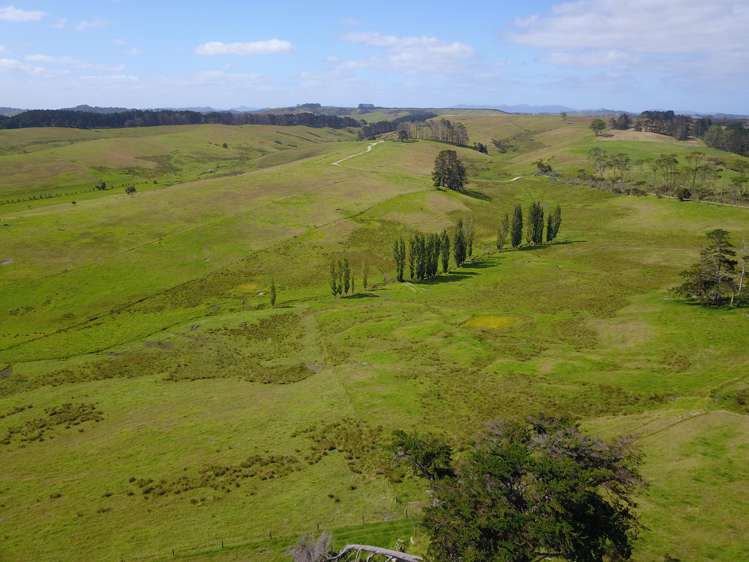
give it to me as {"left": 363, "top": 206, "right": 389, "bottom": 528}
{"left": 674, "top": 229, "right": 739, "bottom": 306}
{"left": 422, "top": 416, "right": 643, "bottom": 562}
{"left": 465, "top": 218, "right": 474, "bottom": 258}
{"left": 525, "top": 201, "right": 544, "bottom": 246}
{"left": 337, "top": 260, "right": 344, "bottom": 295}
{"left": 590, "top": 118, "right": 607, "bottom": 136}
{"left": 454, "top": 219, "right": 467, "bottom": 267}
{"left": 393, "top": 238, "right": 406, "bottom": 282}
{"left": 543, "top": 204, "right": 562, "bottom": 243}
{"left": 511, "top": 204, "right": 523, "bottom": 248}
{"left": 440, "top": 229, "right": 450, "bottom": 273}
{"left": 408, "top": 236, "right": 417, "bottom": 280}
{"left": 433, "top": 150, "right": 466, "bottom": 191}
{"left": 416, "top": 234, "right": 427, "bottom": 280}
{"left": 329, "top": 261, "right": 340, "bottom": 296}
{"left": 497, "top": 212, "right": 510, "bottom": 250}
{"left": 342, "top": 258, "right": 351, "bottom": 294}
{"left": 269, "top": 279, "right": 277, "bottom": 307}
{"left": 392, "top": 430, "right": 455, "bottom": 481}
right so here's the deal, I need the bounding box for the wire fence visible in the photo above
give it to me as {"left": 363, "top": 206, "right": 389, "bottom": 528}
{"left": 120, "top": 514, "right": 420, "bottom": 562}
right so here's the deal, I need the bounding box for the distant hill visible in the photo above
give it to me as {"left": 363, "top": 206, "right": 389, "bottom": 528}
{"left": 452, "top": 104, "right": 629, "bottom": 116}
{"left": 62, "top": 104, "right": 132, "bottom": 114}
{"left": 0, "top": 107, "right": 25, "bottom": 117}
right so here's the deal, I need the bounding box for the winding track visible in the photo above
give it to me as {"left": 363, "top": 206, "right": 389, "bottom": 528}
{"left": 332, "top": 140, "right": 383, "bottom": 167}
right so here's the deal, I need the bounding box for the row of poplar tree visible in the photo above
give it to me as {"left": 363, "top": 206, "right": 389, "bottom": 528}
{"left": 329, "top": 258, "right": 370, "bottom": 296}
{"left": 393, "top": 219, "right": 475, "bottom": 281}
{"left": 496, "top": 203, "right": 562, "bottom": 250}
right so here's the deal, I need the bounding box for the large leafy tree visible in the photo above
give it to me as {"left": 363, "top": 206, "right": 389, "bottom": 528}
{"left": 433, "top": 150, "right": 467, "bottom": 191}
{"left": 674, "top": 229, "right": 740, "bottom": 306}
{"left": 590, "top": 118, "right": 607, "bottom": 136}
{"left": 420, "top": 416, "right": 643, "bottom": 562}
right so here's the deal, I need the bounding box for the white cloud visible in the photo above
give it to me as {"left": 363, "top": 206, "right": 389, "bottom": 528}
{"left": 23, "top": 53, "right": 124, "bottom": 73}
{"left": 195, "top": 39, "right": 293, "bottom": 56}
{"left": 0, "top": 5, "right": 44, "bottom": 22}
{"left": 80, "top": 73, "right": 138, "bottom": 83}
{"left": 342, "top": 32, "right": 474, "bottom": 70}
{"left": 52, "top": 17, "right": 66, "bottom": 29}
{"left": 113, "top": 39, "right": 141, "bottom": 56}
{"left": 189, "top": 69, "right": 263, "bottom": 85}
{"left": 546, "top": 50, "right": 638, "bottom": 67}
{"left": 0, "top": 57, "right": 48, "bottom": 75}
{"left": 510, "top": 0, "right": 749, "bottom": 68}
{"left": 77, "top": 18, "right": 108, "bottom": 31}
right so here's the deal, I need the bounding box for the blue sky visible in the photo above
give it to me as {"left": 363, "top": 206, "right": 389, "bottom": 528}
{"left": 1, "top": 0, "right": 747, "bottom": 113}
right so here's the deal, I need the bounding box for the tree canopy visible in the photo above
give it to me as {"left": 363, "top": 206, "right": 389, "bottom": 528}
{"left": 674, "top": 229, "right": 746, "bottom": 306}
{"left": 418, "top": 416, "right": 644, "bottom": 562}
{"left": 433, "top": 150, "right": 467, "bottom": 191}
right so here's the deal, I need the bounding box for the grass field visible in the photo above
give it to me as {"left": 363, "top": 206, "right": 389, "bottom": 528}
{"left": 1, "top": 115, "right": 748, "bottom": 562}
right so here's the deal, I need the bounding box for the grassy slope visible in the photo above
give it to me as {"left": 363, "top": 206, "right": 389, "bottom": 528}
{"left": 0, "top": 124, "right": 356, "bottom": 202}
{"left": 1, "top": 117, "right": 748, "bottom": 562}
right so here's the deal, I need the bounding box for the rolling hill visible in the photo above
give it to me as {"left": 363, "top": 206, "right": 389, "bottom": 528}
{"left": 0, "top": 112, "right": 748, "bottom": 562}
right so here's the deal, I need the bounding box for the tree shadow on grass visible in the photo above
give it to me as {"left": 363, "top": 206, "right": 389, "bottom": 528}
{"left": 461, "top": 258, "right": 498, "bottom": 269}
{"left": 344, "top": 292, "right": 379, "bottom": 299}
{"left": 462, "top": 189, "right": 491, "bottom": 201}
{"left": 419, "top": 272, "right": 477, "bottom": 285}
{"left": 515, "top": 240, "right": 587, "bottom": 252}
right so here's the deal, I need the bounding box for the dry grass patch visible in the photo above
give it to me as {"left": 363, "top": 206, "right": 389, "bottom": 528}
{"left": 463, "top": 315, "right": 518, "bottom": 330}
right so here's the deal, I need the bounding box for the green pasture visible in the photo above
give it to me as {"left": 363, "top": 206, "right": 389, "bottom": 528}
{"left": 1, "top": 116, "right": 748, "bottom": 561}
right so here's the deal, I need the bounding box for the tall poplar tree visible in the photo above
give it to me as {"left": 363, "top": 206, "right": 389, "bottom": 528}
{"left": 330, "top": 261, "right": 339, "bottom": 296}
{"left": 342, "top": 258, "right": 351, "bottom": 294}
{"left": 454, "top": 219, "right": 467, "bottom": 267}
{"left": 497, "top": 212, "right": 510, "bottom": 250}
{"left": 393, "top": 238, "right": 406, "bottom": 282}
{"left": 440, "top": 229, "right": 450, "bottom": 273}
{"left": 511, "top": 205, "right": 523, "bottom": 248}
{"left": 465, "top": 218, "right": 474, "bottom": 258}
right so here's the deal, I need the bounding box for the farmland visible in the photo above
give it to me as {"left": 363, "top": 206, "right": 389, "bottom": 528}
{"left": 1, "top": 112, "right": 748, "bottom": 561}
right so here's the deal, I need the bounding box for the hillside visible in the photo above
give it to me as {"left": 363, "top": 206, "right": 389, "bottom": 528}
{"left": 0, "top": 113, "right": 748, "bottom": 562}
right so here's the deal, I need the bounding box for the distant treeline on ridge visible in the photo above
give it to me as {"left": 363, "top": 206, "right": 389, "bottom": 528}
{"left": 0, "top": 109, "right": 365, "bottom": 130}
{"left": 624, "top": 110, "right": 749, "bottom": 157}
{"left": 358, "top": 112, "right": 437, "bottom": 139}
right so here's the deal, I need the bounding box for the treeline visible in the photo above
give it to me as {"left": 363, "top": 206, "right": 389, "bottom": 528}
{"left": 0, "top": 109, "right": 363, "bottom": 130}
{"left": 496, "top": 203, "right": 562, "bottom": 250}
{"left": 634, "top": 110, "right": 701, "bottom": 141}
{"left": 580, "top": 147, "right": 749, "bottom": 203}
{"left": 397, "top": 118, "right": 469, "bottom": 147}
{"left": 603, "top": 109, "right": 749, "bottom": 157}
{"left": 329, "top": 258, "right": 370, "bottom": 296}
{"left": 704, "top": 123, "right": 749, "bottom": 156}
{"left": 358, "top": 112, "right": 436, "bottom": 139}
{"left": 393, "top": 219, "right": 474, "bottom": 281}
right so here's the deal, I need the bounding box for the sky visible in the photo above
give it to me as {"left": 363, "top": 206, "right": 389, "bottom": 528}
{"left": 0, "top": 0, "right": 747, "bottom": 113}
